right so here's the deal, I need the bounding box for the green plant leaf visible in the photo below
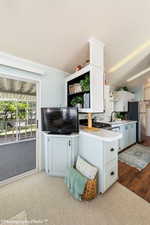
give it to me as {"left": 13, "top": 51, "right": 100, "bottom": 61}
{"left": 80, "top": 75, "right": 90, "bottom": 92}
{"left": 70, "top": 96, "right": 83, "bottom": 106}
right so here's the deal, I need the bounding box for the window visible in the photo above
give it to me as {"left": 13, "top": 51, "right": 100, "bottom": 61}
{"left": 0, "top": 100, "right": 36, "bottom": 144}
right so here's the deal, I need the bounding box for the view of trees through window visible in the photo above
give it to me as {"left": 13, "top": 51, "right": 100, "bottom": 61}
{"left": 0, "top": 100, "right": 36, "bottom": 143}
{"left": 0, "top": 101, "right": 28, "bottom": 120}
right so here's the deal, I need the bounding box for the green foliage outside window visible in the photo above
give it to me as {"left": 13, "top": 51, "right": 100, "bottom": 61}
{"left": 0, "top": 101, "right": 29, "bottom": 120}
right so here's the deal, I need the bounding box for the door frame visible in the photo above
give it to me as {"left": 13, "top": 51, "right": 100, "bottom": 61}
{"left": 0, "top": 53, "right": 44, "bottom": 185}
{"left": 0, "top": 73, "right": 41, "bottom": 170}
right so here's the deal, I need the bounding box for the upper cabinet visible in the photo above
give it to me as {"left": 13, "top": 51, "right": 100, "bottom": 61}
{"left": 65, "top": 39, "right": 104, "bottom": 113}
{"left": 113, "top": 91, "right": 135, "bottom": 112}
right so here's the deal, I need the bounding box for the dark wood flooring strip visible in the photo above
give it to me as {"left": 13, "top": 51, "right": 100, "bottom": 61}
{"left": 118, "top": 161, "right": 150, "bottom": 203}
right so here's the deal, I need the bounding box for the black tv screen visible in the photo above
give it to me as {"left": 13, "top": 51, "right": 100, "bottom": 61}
{"left": 41, "top": 107, "right": 79, "bottom": 134}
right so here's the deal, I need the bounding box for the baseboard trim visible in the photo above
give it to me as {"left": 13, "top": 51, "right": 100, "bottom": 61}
{"left": 0, "top": 138, "right": 36, "bottom": 147}
{"left": 118, "top": 143, "right": 136, "bottom": 154}
{"left": 0, "top": 169, "right": 37, "bottom": 188}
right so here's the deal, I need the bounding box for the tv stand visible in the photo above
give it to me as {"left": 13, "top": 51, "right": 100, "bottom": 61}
{"left": 48, "top": 131, "right": 72, "bottom": 135}
{"left": 43, "top": 132, "right": 79, "bottom": 177}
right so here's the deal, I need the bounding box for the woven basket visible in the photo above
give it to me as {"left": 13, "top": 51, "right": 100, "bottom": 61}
{"left": 82, "top": 178, "right": 97, "bottom": 201}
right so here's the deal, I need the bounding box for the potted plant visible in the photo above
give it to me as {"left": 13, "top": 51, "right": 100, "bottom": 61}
{"left": 70, "top": 96, "right": 83, "bottom": 108}
{"left": 80, "top": 75, "right": 90, "bottom": 92}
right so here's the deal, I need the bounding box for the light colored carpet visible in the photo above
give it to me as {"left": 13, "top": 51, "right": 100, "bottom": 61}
{"left": 119, "top": 144, "right": 150, "bottom": 170}
{"left": 0, "top": 173, "right": 150, "bottom": 225}
{"left": 1, "top": 211, "right": 28, "bottom": 225}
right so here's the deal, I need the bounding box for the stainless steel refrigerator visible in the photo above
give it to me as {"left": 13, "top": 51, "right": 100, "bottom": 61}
{"left": 128, "top": 101, "right": 150, "bottom": 143}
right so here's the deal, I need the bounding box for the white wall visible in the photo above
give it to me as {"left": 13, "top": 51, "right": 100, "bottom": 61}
{"left": 131, "top": 86, "right": 144, "bottom": 101}
{"left": 41, "top": 69, "right": 66, "bottom": 107}
{"left": 40, "top": 69, "right": 66, "bottom": 169}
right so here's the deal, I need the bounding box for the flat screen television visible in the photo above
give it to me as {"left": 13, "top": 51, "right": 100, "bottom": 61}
{"left": 41, "top": 107, "right": 79, "bottom": 134}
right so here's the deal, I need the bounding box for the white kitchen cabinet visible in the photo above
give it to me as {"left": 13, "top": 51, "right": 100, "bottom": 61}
{"left": 113, "top": 91, "right": 135, "bottom": 112}
{"left": 79, "top": 131, "right": 120, "bottom": 193}
{"left": 104, "top": 160, "right": 118, "bottom": 191}
{"left": 44, "top": 133, "right": 79, "bottom": 177}
{"left": 119, "top": 125, "right": 128, "bottom": 150}
{"left": 125, "top": 125, "right": 130, "bottom": 148}
{"left": 114, "top": 100, "right": 127, "bottom": 112}
{"left": 43, "top": 128, "right": 121, "bottom": 194}
{"left": 113, "top": 122, "right": 137, "bottom": 152}
{"left": 128, "top": 123, "right": 136, "bottom": 146}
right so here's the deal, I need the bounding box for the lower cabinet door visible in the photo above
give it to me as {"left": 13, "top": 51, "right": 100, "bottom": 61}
{"left": 120, "top": 125, "right": 128, "bottom": 150}
{"left": 119, "top": 123, "right": 136, "bottom": 151}
{"left": 48, "top": 137, "right": 72, "bottom": 177}
{"left": 103, "top": 141, "right": 118, "bottom": 163}
{"left": 128, "top": 123, "right": 136, "bottom": 146}
{"left": 104, "top": 160, "right": 118, "bottom": 191}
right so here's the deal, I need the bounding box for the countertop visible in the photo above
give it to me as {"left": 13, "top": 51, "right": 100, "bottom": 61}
{"left": 96, "top": 120, "right": 137, "bottom": 127}
{"left": 43, "top": 128, "right": 122, "bottom": 142}
{"left": 80, "top": 127, "right": 122, "bottom": 142}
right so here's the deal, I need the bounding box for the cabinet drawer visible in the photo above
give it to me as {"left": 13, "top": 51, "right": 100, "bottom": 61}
{"left": 104, "top": 160, "right": 118, "bottom": 191}
{"left": 104, "top": 141, "right": 118, "bottom": 163}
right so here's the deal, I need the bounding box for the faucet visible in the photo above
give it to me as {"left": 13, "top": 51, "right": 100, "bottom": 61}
{"left": 110, "top": 111, "right": 116, "bottom": 122}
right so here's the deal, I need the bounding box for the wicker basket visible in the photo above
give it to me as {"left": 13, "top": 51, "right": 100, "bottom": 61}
{"left": 82, "top": 178, "right": 97, "bottom": 201}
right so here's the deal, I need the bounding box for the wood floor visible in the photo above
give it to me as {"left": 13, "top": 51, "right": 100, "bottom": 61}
{"left": 142, "top": 136, "right": 150, "bottom": 146}
{"left": 118, "top": 161, "right": 150, "bottom": 203}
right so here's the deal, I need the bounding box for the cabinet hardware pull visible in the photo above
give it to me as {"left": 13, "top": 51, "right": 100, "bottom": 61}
{"left": 110, "top": 171, "right": 115, "bottom": 176}
{"left": 110, "top": 148, "right": 114, "bottom": 152}
{"left": 36, "top": 120, "right": 38, "bottom": 129}
{"left": 69, "top": 140, "right": 71, "bottom": 146}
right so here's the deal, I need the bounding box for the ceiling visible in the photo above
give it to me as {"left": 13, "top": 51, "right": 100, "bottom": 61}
{"left": 0, "top": 0, "right": 149, "bottom": 87}
{"left": 110, "top": 53, "right": 150, "bottom": 89}
{"left": 0, "top": 77, "right": 36, "bottom": 96}
{"left": 127, "top": 72, "right": 150, "bottom": 89}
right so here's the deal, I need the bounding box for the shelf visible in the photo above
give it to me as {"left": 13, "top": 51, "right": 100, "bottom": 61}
{"left": 65, "top": 39, "right": 104, "bottom": 113}
{"left": 68, "top": 91, "right": 90, "bottom": 97}
{"left": 66, "top": 65, "right": 90, "bottom": 83}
